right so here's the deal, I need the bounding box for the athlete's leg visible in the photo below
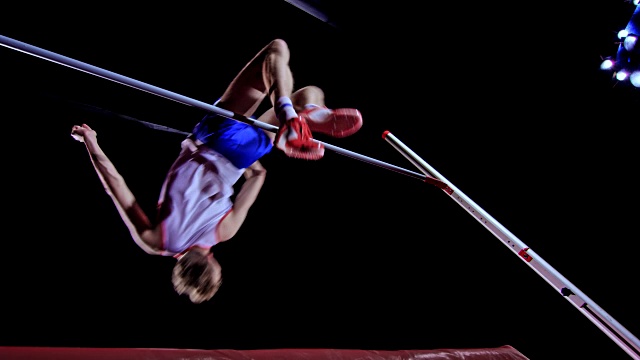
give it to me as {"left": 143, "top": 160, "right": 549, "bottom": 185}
{"left": 215, "top": 39, "right": 322, "bottom": 160}
{"left": 215, "top": 39, "right": 293, "bottom": 120}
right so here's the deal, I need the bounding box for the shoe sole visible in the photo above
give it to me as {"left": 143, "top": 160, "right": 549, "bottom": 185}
{"left": 306, "top": 109, "right": 363, "bottom": 138}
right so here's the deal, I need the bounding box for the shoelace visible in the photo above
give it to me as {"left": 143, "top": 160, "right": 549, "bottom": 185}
{"left": 288, "top": 117, "right": 314, "bottom": 146}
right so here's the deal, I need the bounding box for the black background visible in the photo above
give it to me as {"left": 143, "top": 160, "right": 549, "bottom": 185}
{"left": 1, "top": 1, "right": 639, "bottom": 359}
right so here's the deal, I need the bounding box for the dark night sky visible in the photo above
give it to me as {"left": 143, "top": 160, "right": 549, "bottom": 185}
{"left": 1, "top": 1, "right": 639, "bottom": 359}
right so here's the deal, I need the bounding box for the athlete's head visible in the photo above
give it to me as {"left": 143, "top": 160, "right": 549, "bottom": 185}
{"left": 172, "top": 249, "right": 222, "bottom": 303}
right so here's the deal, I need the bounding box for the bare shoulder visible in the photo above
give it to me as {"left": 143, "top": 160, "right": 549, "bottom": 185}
{"left": 138, "top": 226, "right": 165, "bottom": 255}
{"left": 217, "top": 209, "right": 241, "bottom": 243}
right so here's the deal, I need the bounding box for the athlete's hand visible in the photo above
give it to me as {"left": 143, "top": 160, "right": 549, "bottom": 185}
{"left": 71, "top": 124, "right": 97, "bottom": 143}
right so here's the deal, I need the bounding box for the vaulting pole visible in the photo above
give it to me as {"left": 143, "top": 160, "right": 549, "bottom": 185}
{"left": 382, "top": 130, "right": 640, "bottom": 360}
{"left": 0, "top": 34, "right": 426, "bottom": 181}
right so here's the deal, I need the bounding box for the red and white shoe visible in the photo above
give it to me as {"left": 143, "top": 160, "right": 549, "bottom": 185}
{"left": 299, "top": 106, "right": 363, "bottom": 138}
{"left": 274, "top": 116, "right": 324, "bottom": 160}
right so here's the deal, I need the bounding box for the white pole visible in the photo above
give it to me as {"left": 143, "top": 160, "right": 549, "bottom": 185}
{"left": 0, "top": 34, "right": 425, "bottom": 181}
{"left": 383, "top": 130, "right": 640, "bottom": 360}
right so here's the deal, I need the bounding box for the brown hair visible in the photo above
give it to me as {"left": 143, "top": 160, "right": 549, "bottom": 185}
{"left": 171, "top": 251, "right": 222, "bottom": 303}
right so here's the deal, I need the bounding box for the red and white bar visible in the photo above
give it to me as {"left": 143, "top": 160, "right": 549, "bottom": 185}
{"left": 382, "top": 130, "right": 640, "bottom": 360}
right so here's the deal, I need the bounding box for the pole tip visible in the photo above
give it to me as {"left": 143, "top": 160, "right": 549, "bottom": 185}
{"left": 382, "top": 130, "right": 390, "bottom": 139}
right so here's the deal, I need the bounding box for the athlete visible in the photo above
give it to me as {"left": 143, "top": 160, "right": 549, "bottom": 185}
{"left": 71, "top": 38, "right": 363, "bottom": 303}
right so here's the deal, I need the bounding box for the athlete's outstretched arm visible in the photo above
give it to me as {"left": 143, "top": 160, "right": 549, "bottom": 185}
{"left": 71, "top": 124, "right": 163, "bottom": 255}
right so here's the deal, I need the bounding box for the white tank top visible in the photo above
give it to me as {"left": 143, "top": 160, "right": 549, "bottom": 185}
{"left": 157, "top": 139, "right": 244, "bottom": 256}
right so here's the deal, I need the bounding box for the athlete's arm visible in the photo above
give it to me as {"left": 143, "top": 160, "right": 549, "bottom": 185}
{"left": 71, "top": 124, "right": 163, "bottom": 254}
{"left": 218, "top": 160, "right": 267, "bottom": 241}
